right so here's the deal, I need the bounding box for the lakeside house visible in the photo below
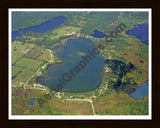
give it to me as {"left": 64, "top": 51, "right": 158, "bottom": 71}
{"left": 23, "top": 47, "right": 33, "bottom": 54}
{"left": 64, "top": 31, "right": 76, "bottom": 36}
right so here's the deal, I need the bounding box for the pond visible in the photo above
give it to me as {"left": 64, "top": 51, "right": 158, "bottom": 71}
{"left": 12, "top": 17, "right": 67, "bottom": 40}
{"left": 92, "top": 30, "right": 107, "bottom": 38}
{"left": 12, "top": 75, "right": 16, "bottom": 80}
{"left": 37, "top": 38, "right": 105, "bottom": 93}
{"left": 28, "top": 98, "right": 35, "bottom": 105}
{"left": 25, "top": 93, "right": 28, "bottom": 97}
{"left": 129, "top": 82, "right": 149, "bottom": 99}
{"left": 126, "top": 23, "right": 149, "bottom": 45}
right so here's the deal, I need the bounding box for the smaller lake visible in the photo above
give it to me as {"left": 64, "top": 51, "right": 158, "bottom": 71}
{"left": 129, "top": 82, "right": 148, "bottom": 99}
{"left": 28, "top": 98, "right": 35, "bottom": 105}
{"left": 126, "top": 23, "right": 148, "bottom": 45}
{"left": 25, "top": 93, "right": 28, "bottom": 97}
{"left": 12, "top": 17, "right": 67, "bottom": 41}
{"left": 12, "top": 31, "right": 21, "bottom": 41}
{"left": 92, "top": 30, "right": 107, "bottom": 38}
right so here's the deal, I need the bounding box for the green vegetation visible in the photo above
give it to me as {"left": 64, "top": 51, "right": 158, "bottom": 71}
{"left": 94, "top": 91, "right": 148, "bottom": 115}
{"left": 12, "top": 65, "right": 24, "bottom": 76}
{"left": 12, "top": 88, "right": 93, "bottom": 115}
{"left": 12, "top": 52, "right": 24, "bottom": 64}
{"left": 15, "top": 57, "right": 43, "bottom": 71}
{"left": 12, "top": 68, "right": 34, "bottom": 85}
{"left": 51, "top": 26, "right": 81, "bottom": 39}
{"left": 25, "top": 46, "right": 42, "bottom": 59}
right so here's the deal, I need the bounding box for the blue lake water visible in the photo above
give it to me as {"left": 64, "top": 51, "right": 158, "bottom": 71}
{"left": 28, "top": 98, "right": 35, "bottom": 105}
{"left": 25, "top": 93, "right": 28, "bottom": 97}
{"left": 129, "top": 82, "right": 149, "bottom": 99}
{"left": 37, "top": 38, "right": 105, "bottom": 93}
{"left": 126, "top": 23, "right": 149, "bottom": 45}
{"left": 92, "top": 30, "right": 107, "bottom": 38}
{"left": 12, "top": 75, "right": 16, "bottom": 80}
{"left": 129, "top": 64, "right": 134, "bottom": 69}
{"left": 12, "top": 31, "right": 21, "bottom": 40}
{"left": 12, "top": 17, "right": 67, "bottom": 40}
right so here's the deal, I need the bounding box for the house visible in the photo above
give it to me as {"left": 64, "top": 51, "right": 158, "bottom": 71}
{"left": 23, "top": 47, "right": 33, "bottom": 54}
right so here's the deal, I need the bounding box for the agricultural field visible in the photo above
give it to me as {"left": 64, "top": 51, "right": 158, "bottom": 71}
{"left": 12, "top": 52, "right": 24, "bottom": 64}
{"left": 12, "top": 68, "right": 34, "bottom": 85}
{"left": 37, "top": 49, "right": 51, "bottom": 61}
{"left": 24, "top": 46, "right": 43, "bottom": 59}
{"left": 12, "top": 42, "right": 45, "bottom": 86}
{"left": 12, "top": 65, "right": 24, "bottom": 77}
{"left": 15, "top": 57, "right": 43, "bottom": 71}
{"left": 50, "top": 26, "right": 81, "bottom": 39}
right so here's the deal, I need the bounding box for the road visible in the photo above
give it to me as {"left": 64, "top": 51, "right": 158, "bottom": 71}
{"left": 66, "top": 98, "right": 96, "bottom": 115}
{"left": 47, "top": 49, "right": 53, "bottom": 62}
{"left": 23, "top": 68, "right": 41, "bottom": 89}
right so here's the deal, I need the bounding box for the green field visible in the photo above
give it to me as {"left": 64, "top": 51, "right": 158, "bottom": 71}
{"left": 51, "top": 26, "right": 81, "bottom": 39}
{"left": 24, "top": 46, "right": 42, "bottom": 59}
{"left": 12, "top": 68, "right": 34, "bottom": 84}
{"left": 94, "top": 91, "right": 148, "bottom": 115}
{"left": 12, "top": 52, "right": 24, "bottom": 64}
{"left": 15, "top": 57, "right": 43, "bottom": 71}
{"left": 12, "top": 65, "right": 24, "bottom": 76}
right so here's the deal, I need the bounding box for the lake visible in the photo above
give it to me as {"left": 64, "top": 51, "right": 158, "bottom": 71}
{"left": 12, "top": 17, "right": 67, "bottom": 40}
{"left": 92, "top": 30, "right": 107, "bottom": 38}
{"left": 126, "top": 23, "right": 149, "bottom": 45}
{"left": 129, "top": 82, "right": 148, "bottom": 99}
{"left": 37, "top": 38, "right": 105, "bottom": 93}
{"left": 12, "top": 31, "right": 21, "bottom": 41}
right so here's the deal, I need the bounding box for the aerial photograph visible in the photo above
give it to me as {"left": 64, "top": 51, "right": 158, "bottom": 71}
{"left": 10, "top": 9, "right": 151, "bottom": 118}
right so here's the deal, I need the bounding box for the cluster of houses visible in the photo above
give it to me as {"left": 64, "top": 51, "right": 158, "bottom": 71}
{"left": 105, "top": 66, "right": 111, "bottom": 73}
{"left": 23, "top": 47, "right": 33, "bottom": 54}
{"left": 19, "top": 82, "right": 24, "bottom": 87}
{"left": 33, "top": 84, "right": 47, "bottom": 90}
{"left": 64, "top": 31, "right": 76, "bottom": 36}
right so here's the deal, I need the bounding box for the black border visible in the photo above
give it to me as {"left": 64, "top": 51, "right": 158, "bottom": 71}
{"left": 0, "top": 0, "right": 160, "bottom": 128}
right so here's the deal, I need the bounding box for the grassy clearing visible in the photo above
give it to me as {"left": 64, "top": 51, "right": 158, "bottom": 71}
{"left": 12, "top": 41, "right": 24, "bottom": 64}
{"left": 12, "top": 68, "right": 34, "bottom": 84}
{"left": 94, "top": 91, "right": 148, "bottom": 115}
{"left": 51, "top": 26, "right": 81, "bottom": 39}
{"left": 15, "top": 57, "right": 43, "bottom": 71}
{"left": 12, "top": 41, "right": 36, "bottom": 53}
{"left": 12, "top": 88, "right": 93, "bottom": 115}
{"left": 12, "top": 41, "right": 23, "bottom": 50}
{"left": 25, "top": 46, "right": 42, "bottom": 59}
{"left": 12, "top": 65, "right": 24, "bottom": 76}
{"left": 37, "top": 49, "right": 51, "bottom": 61}
{"left": 12, "top": 41, "right": 37, "bottom": 64}
{"left": 46, "top": 98, "right": 93, "bottom": 115}
{"left": 12, "top": 52, "right": 24, "bottom": 64}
